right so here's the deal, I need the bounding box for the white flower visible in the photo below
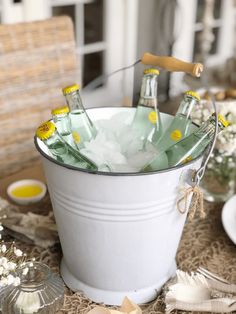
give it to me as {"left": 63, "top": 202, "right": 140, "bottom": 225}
{"left": 7, "top": 274, "right": 15, "bottom": 285}
{"left": 0, "top": 221, "right": 27, "bottom": 288}
{"left": 0, "top": 244, "right": 6, "bottom": 253}
{"left": 13, "top": 276, "right": 20, "bottom": 286}
{"left": 192, "top": 99, "right": 236, "bottom": 156}
{"left": 215, "top": 156, "right": 223, "bottom": 163}
{"left": 7, "top": 262, "right": 16, "bottom": 271}
{"left": 0, "top": 257, "right": 7, "bottom": 264}
{"left": 0, "top": 266, "right": 4, "bottom": 275}
{"left": 0, "top": 276, "right": 8, "bottom": 287}
{"left": 14, "top": 248, "right": 23, "bottom": 257}
{"left": 22, "top": 267, "right": 29, "bottom": 276}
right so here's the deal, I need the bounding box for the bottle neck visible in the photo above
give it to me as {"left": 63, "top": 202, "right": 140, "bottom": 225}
{"left": 52, "top": 113, "right": 69, "bottom": 122}
{"left": 195, "top": 116, "right": 223, "bottom": 140}
{"left": 139, "top": 75, "right": 158, "bottom": 108}
{"left": 44, "top": 131, "right": 62, "bottom": 146}
{"left": 65, "top": 90, "right": 84, "bottom": 112}
{"left": 176, "top": 95, "right": 198, "bottom": 119}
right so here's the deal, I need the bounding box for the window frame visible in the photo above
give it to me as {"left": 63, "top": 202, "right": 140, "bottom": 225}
{"left": 51, "top": 0, "right": 139, "bottom": 108}
{"left": 170, "top": 0, "right": 235, "bottom": 96}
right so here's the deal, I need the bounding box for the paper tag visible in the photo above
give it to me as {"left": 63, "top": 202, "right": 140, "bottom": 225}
{"left": 72, "top": 131, "right": 81, "bottom": 143}
{"left": 170, "top": 129, "right": 182, "bottom": 141}
{"left": 148, "top": 111, "right": 158, "bottom": 124}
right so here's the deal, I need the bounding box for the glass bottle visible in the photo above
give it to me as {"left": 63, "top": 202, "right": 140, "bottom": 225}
{"left": 51, "top": 105, "right": 76, "bottom": 148}
{"left": 154, "top": 90, "right": 200, "bottom": 150}
{"left": 1, "top": 262, "right": 64, "bottom": 313}
{"left": 143, "top": 114, "right": 229, "bottom": 171}
{"left": 62, "top": 83, "right": 97, "bottom": 149}
{"left": 36, "top": 121, "right": 98, "bottom": 171}
{"left": 131, "top": 68, "right": 162, "bottom": 143}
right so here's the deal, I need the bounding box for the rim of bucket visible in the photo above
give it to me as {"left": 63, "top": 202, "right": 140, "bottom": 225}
{"left": 34, "top": 107, "right": 203, "bottom": 177}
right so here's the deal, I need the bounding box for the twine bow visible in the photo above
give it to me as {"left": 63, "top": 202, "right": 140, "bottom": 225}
{"left": 177, "top": 185, "right": 206, "bottom": 220}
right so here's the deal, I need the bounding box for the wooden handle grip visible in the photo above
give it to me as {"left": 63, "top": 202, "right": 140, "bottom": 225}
{"left": 141, "top": 53, "right": 204, "bottom": 77}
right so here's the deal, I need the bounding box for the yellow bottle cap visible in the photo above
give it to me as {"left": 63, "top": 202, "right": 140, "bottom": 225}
{"left": 36, "top": 121, "right": 56, "bottom": 140}
{"left": 51, "top": 106, "right": 69, "bottom": 116}
{"left": 143, "top": 68, "right": 160, "bottom": 76}
{"left": 218, "top": 114, "right": 230, "bottom": 128}
{"left": 62, "top": 84, "right": 80, "bottom": 95}
{"left": 184, "top": 90, "right": 200, "bottom": 101}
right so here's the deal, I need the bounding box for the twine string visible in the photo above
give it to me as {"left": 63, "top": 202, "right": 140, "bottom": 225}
{"left": 177, "top": 185, "right": 206, "bottom": 220}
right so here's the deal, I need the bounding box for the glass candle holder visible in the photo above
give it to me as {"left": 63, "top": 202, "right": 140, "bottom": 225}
{"left": 200, "top": 151, "right": 236, "bottom": 203}
{"left": 1, "top": 261, "right": 65, "bottom": 314}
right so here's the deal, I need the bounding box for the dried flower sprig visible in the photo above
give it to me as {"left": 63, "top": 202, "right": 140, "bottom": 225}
{"left": 0, "top": 213, "right": 27, "bottom": 287}
{"left": 191, "top": 100, "right": 236, "bottom": 156}
{"left": 191, "top": 99, "right": 236, "bottom": 182}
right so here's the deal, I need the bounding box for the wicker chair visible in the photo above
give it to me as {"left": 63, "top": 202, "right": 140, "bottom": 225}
{"left": 0, "top": 16, "right": 77, "bottom": 177}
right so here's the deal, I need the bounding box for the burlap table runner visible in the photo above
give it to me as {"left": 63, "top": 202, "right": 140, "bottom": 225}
{"left": 10, "top": 196, "right": 235, "bottom": 314}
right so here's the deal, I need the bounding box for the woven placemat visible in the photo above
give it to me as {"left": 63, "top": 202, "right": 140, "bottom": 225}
{"left": 14, "top": 200, "right": 236, "bottom": 314}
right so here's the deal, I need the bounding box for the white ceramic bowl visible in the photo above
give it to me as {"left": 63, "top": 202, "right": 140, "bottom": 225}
{"left": 222, "top": 194, "right": 236, "bottom": 245}
{"left": 7, "top": 179, "right": 47, "bottom": 205}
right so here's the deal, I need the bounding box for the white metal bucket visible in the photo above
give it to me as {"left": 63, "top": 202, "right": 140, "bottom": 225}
{"left": 35, "top": 107, "right": 202, "bottom": 305}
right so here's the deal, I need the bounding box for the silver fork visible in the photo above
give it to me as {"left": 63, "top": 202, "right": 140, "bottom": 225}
{"left": 197, "top": 266, "right": 230, "bottom": 284}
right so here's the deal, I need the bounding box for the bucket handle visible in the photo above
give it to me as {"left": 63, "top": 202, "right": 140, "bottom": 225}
{"left": 141, "top": 53, "right": 204, "bottom": 78}
{"left": 84, "top": 52, "right": 204, "bottom": 91}
{"left": 191, "top": 79, "right": 218, "bottom": 186}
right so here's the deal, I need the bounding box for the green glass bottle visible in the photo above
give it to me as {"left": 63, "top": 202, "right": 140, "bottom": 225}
{"left": 154, "top": 90, "right": 200, "bottom": 150}
{"left": 62, "top": 84, "right": 97, "bottom": 149}
{"left": 51, "top": 106, "right": 76, "bottom": 149}
{"left": 143, "top": 114, "right": 229, "bottom": 171}
{"left": 131, "top": 68, "right": 162, "bottom": 143}
{"left": 36, "top": 121, "right": 98, "bottom": 170}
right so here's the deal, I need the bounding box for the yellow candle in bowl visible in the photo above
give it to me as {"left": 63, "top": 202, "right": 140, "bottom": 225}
{"left": 7, "top": 179, "right": 47, "bottom": 205}
{"left": 11, "top": 184, "right": 43, "bottom": 198}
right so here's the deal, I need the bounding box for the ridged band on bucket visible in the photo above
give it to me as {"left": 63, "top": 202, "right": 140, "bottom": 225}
{"left": 51, "top": 188, "right": 177, "bottom": 222}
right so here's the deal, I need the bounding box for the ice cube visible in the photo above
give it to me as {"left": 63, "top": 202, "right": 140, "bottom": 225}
{"left": 81, "top": 129, "right": 127, "bottom": 171}
{"left": 127, "top": 150, "right": 157, "bottom": 169}
{"left": 118, "top": 125, "right": 144, "bottom": 156}
{"left": 78, "top": 112, "right": 160, "bottom": 173}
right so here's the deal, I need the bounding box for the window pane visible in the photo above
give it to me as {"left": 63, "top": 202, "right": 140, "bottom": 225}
{"left": 83, "top": 52, "right": 103, "bottom": 87}
{"left": 213, "top": 0, "right": 222, "bottom": 19}
{"left": 209, "top": 27, "right": 219, "bottom": 54}
{"left": 52, "top": 5, "right": 76, "bottom": 27}
{"left": 84, "top": 0, "right": 103, "bottom": 44}
{"left": 196, "top": 0, "right": 222, "bottom": 23}
{"left": 193, "top": 27, "right": 220, "bottom": 60}
{"left": 193, "top": 30, "right": 201, "bottom": 59}
{"left": 196, "top": 0, "right": 204, "bottom": 23}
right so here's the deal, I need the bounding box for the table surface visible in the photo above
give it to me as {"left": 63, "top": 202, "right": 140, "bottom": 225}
{"left": 0, "top": 164, "right": 235, "bottom": 314}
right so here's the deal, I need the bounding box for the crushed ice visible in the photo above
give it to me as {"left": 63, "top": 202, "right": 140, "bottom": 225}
{"left": 80, "top": 112, "right": 158, "bottom": 172}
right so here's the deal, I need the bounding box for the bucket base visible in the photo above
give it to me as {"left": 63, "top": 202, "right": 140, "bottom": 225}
{"left": 60, "top": 258, "right": 176, "bottom": 305}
